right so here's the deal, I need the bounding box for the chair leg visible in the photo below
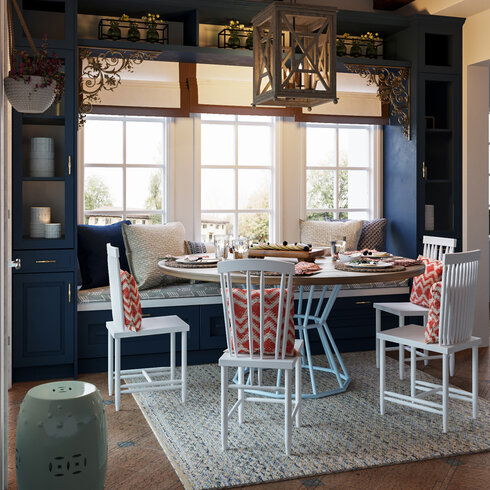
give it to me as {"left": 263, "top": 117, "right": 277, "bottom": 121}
{"left": 115, "top": 338, "right": 121, "bottom": 412}
{"left": 398, "top": 316, "right": 405, "bottom": 380}
{"left": 442, "top": 353, "right": 449, "bottom": 433}
{"left": 284, "top": 369, "right": 292, "bottom": 456}
{"left": 181, "top": 331, "right": 187, "bottom": 404}
{"left": 238, "top": 367, "right": 244, "bottom": 425}
{"left": 449, "top": 353, "right": 455, "bottom": 377}
{"left": 423, "top": 349, "right": 429, "bottom": 366}
{"left": 472, "top": 347, "right": 478, "bottom": 419}
{"left": 107, "top": 332, "right": 113, "bottom": 397}
{"left": 380, "top": 339, "right": 386, "bottom": 415}
{"left": 221, "top": 365, "right": 228, "bottom": 451}
{"left": 410, "top": 346, "right": 416, "bottom": 398}
{"left": 375, "top": 308, "right": 381, "bottom": 369}
{"left": 295, "top": 357, "right": 301, "bottom": 428}
{"left": 170, "top": 332, "right": 176, "bottom": 382}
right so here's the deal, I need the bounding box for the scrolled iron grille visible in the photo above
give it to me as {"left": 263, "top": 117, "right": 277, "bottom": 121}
{"left": 345, "top": 64, "right": 411, "bottom": 139}
{"left": 78, "top": 48, "right": 159, "bottom": 126}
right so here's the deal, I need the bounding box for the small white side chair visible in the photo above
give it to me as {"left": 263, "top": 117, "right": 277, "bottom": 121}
{"left": 373, "top": 235, "right": 457, "bottom": 379}
{"left": 218, "top": 259, "right": 303, "bottom": 456}
{"left": 106, "top": 244, "right": 189, "bottom": 411}
{"left": 378, "top": 250, "right": 481, "bottom": 433}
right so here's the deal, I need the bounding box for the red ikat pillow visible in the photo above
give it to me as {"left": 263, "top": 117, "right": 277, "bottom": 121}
{"left": 120, "top": 270, "right": 142, "bottom": 332}
{"left": 409, "top": 256, "right": 443, "bottom": 308}
{"left": 425, "top": 281, "right": 442, "bottom": 344}
{"left": 228, "top": 288, "right": 296, "bottom": 356}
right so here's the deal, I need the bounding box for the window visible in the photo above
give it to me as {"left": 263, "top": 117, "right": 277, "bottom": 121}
{"left": 199, "top": 114, "right": 275, "bottom": 242}
{"left": 83, "top": 115, "right": 167, "bottom": 225}
{"left": 305, "top": 123, "right": 376, "bottom": 220}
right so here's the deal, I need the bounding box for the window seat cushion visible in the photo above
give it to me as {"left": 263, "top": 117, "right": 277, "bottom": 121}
{"left": 78, "top": 279, "right": 409, "bottom": 305}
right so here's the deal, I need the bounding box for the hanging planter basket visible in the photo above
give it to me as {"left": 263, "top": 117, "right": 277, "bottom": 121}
{"left": 4, "top": 76, "right": 56, "bottom": 113}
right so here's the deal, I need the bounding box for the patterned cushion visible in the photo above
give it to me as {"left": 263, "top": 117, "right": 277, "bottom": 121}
{"left": 357, "top": 218, "right": 387, "bottom": 251}
{"left": 185, "top": 241, "right": 207, "bottom": 254}
{"left": 410, "top": 256, "right": 443, "bottom": 307}
{"left": 122, "top": 222, "right": 186, "bottom": 290}
{"left": 120, "top": 270, "right": 142, "bottom": 332}
{"left": 425, "top": 281, "right": 441, "bottom": 344}
{"left": 229, "top": 288, "right": 295, "bottom": 356}
{"left": 300, "top": 219, "right": 363, "bottom": 251}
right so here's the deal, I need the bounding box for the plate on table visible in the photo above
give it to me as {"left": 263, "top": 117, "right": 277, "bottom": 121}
{"left": 347, "top": 261, "right": 392, "bottom": 269}
{"left": 175, "top": 256, "right": 219, "bottom": 265}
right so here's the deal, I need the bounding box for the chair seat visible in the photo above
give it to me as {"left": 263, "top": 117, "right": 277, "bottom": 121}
{"left": 373, "top": 301, "right": 429, "bottom": 316}
{"left": 377, "top": 324, "right": 481, "bottom": 354}
{"left": 219, "top": 339, "right": 303, "bottom": 370}
{"left": 107, "top": 315, "right": 190, "bottom": 339}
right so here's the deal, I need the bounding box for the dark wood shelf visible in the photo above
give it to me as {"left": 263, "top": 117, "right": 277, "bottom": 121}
{"left": 426, "top": 128, "right": 452, "bottom": 134}
{"left": 426, "top": 179, "right": 451, "bottom": 184}
{"left": 22, "top": 177, "right": 65, "bottom": 182}
{"left": 22, "top": 115, "right": 65, "bottom": 126}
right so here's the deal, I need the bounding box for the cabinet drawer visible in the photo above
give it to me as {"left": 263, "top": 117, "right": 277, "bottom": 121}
{"left": 13, "top": 250, "right": 75, "bottom": 273}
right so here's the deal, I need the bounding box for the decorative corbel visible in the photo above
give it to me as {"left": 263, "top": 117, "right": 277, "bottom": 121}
{"left": 78, "top": 48, "right": 159, "bottom": 126}
{"left": 345, "top": 64, "right": 411, "bottom": 139}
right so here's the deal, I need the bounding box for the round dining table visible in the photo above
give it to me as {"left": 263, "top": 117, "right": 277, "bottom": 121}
{"left": 158, "top": 257, "right": 424, "bottom": 399}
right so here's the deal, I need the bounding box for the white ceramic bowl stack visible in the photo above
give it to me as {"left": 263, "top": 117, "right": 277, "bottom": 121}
{"left": 30, "top": 206, "right": 51, "bottom": 238}
{"left": 44, "top": 223, "right": 62, "bottom": 239}
{"left": 30, "top": 137, "right": 55, "bottom": 178}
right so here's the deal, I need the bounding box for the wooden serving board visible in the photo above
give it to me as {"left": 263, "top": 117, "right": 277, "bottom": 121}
{"left": 248, "top": 247, "right": 326, "bottom": 262}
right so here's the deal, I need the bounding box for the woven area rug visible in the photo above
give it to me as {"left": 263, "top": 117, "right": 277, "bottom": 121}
{"left": 127, "top": 351, "right": 490, "bottom": 489}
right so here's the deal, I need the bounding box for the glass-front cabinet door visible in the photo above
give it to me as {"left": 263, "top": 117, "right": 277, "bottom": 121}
{"left": 12, "top": 49, "right": 76, "bottom": 250}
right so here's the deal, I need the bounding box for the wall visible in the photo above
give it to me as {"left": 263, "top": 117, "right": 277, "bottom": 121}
{"left": 399, "top": 0, "right": 490, "bottom": 343}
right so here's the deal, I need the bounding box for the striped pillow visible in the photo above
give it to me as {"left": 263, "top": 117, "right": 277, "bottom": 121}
{"left": 228, "top": 288, "right": 295, "bottom": 356}
{"left": 120, "top": 270, "right": 142, "bottom": 332}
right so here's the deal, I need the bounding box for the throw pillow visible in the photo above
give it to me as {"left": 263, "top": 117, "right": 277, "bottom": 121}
{"left": 410, "top": 256, "right": 443, "bottom": 307}
{"left": 122, "top": 222, "right": 186, "bottom": 290}
{"left": 77, "top": 220, "right": 131, "bottom": 290}
{"left": 120, "top": 270, "right": 142, "bottom": 332}
{"left": 299, "top": 219, "right": 363, "bottom": 251}
{"left": 425, "top": 281, "right": 442, "bottom": 344}
{"left": 357, "top": 218, "right": 387, "bottom": 251}
{"left": 229, "top": 288, "right": 296, "bottom": 356}
{"left": 185, "top": 240, "right": 207, "bottom": 254}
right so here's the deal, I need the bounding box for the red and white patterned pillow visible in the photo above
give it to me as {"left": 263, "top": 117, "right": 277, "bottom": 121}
{"left": 228, "top": 288, "right": 296, "bottom": 356}
{"left": 120, "top": 270, "right": 142, "bottom": 332}
{"left": 425, "top": 281, "right": 442, "bottom": 344}
{"left": 410, "top": 256, "right": 443, "bottom": 307}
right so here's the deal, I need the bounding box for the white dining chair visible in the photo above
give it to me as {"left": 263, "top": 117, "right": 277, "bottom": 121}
{"left": 218, "top": 259, "right": 303, "bottom": 456}
{"left": 378, "top": 250, "right": 480, "bottom": 433}
{"left": 373, "top": 235, "right": 457, "bottom": 379}
{"left": 106, "top": 244, "right": 189, "bottom": 411}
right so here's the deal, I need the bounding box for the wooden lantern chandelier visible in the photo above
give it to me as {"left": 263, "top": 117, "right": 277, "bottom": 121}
{"left": 252, "top": 1, "right": 337, "bottom": 109}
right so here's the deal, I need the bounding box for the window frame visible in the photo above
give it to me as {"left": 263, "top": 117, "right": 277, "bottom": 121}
{"left": 81, "top": 114, "right": 169, "bottom": 225}
{"left": 195, "top": 114, "right": 277, "bottom": 242}
{"left": 301, "top": 122, "right": 381, "bottom": 221}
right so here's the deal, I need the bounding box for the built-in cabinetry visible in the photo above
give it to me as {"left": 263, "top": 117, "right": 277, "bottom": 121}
{"left": 11, "top": 1, "right": 77, "bottom": 381}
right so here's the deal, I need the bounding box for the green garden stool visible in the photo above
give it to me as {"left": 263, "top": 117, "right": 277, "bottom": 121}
{"left": 16, "top": 381, "right": 107, "bottom": 490}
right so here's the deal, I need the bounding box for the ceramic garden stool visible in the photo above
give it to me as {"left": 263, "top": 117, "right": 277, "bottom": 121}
{"left": 16, "top": 381, "right": 107, "bottom": 490}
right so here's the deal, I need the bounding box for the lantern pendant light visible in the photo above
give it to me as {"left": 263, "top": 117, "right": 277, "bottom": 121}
{"left": 252, "top": 1, "right": 338, "bottom": 109}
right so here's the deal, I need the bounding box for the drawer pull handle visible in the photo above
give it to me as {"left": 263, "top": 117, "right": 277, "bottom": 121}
{"left": 35, "top": 259, "right": 57, "bottom": 264}
{"left": 141, "top": 313, "right": 151, "bottom": 318}
{"left": 68, "top": 283, "right": 72, "bottom": 303}
{"left": 355, "top": 301, "right": 371, "bottom": 305}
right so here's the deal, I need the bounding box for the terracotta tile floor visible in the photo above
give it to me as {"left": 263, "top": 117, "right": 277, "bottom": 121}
{"left": 8, "top": 348, "right": 490, "bottom": 489}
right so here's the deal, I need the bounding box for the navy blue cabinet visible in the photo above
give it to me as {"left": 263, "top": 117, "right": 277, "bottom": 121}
{"left": 13, "top": 272, "right": 75, "bottom": 369}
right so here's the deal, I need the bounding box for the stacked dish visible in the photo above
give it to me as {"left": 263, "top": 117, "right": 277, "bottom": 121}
{"left": 44, "top": 223, "right": 61, "bottom": 239}
{"left": 30, "top": 206, "right": 51, "bottom": 238}
{"left": 30, "top": 137, "right": 55, "bottom": 177}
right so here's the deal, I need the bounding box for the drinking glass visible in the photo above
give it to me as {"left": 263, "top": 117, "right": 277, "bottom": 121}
{"left": 232, "top": 237, "right": 250, "bottom": 259}
{"left": 214, "top": 235, "right": 230, "bottom": 260}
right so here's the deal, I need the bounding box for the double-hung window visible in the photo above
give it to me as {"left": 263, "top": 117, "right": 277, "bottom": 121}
{"left": 199, "top": 114, "right": 275, "bottom": 242}
{"left": 305, "top": 123, "right": 377, "bottom": 220}
{"left": 82, "top": 115, "right": 168, "bottom": 225}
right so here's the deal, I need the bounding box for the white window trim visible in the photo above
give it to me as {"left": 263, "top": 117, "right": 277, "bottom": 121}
{"left": 82, "top": 114, "right": 169, "bottom": 224}
{"left": 195, "top": 115, "right": 277, "bottom": 242}
{"left": 300, "top": 122, "right": 382, "bottom": 221}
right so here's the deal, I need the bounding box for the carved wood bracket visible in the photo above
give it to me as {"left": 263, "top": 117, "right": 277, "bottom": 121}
{"left": 345, "top": 64, "right": 411, "bottom": 139}
{"left": 78, "top": 48, "right": 159, "bottom": 126}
